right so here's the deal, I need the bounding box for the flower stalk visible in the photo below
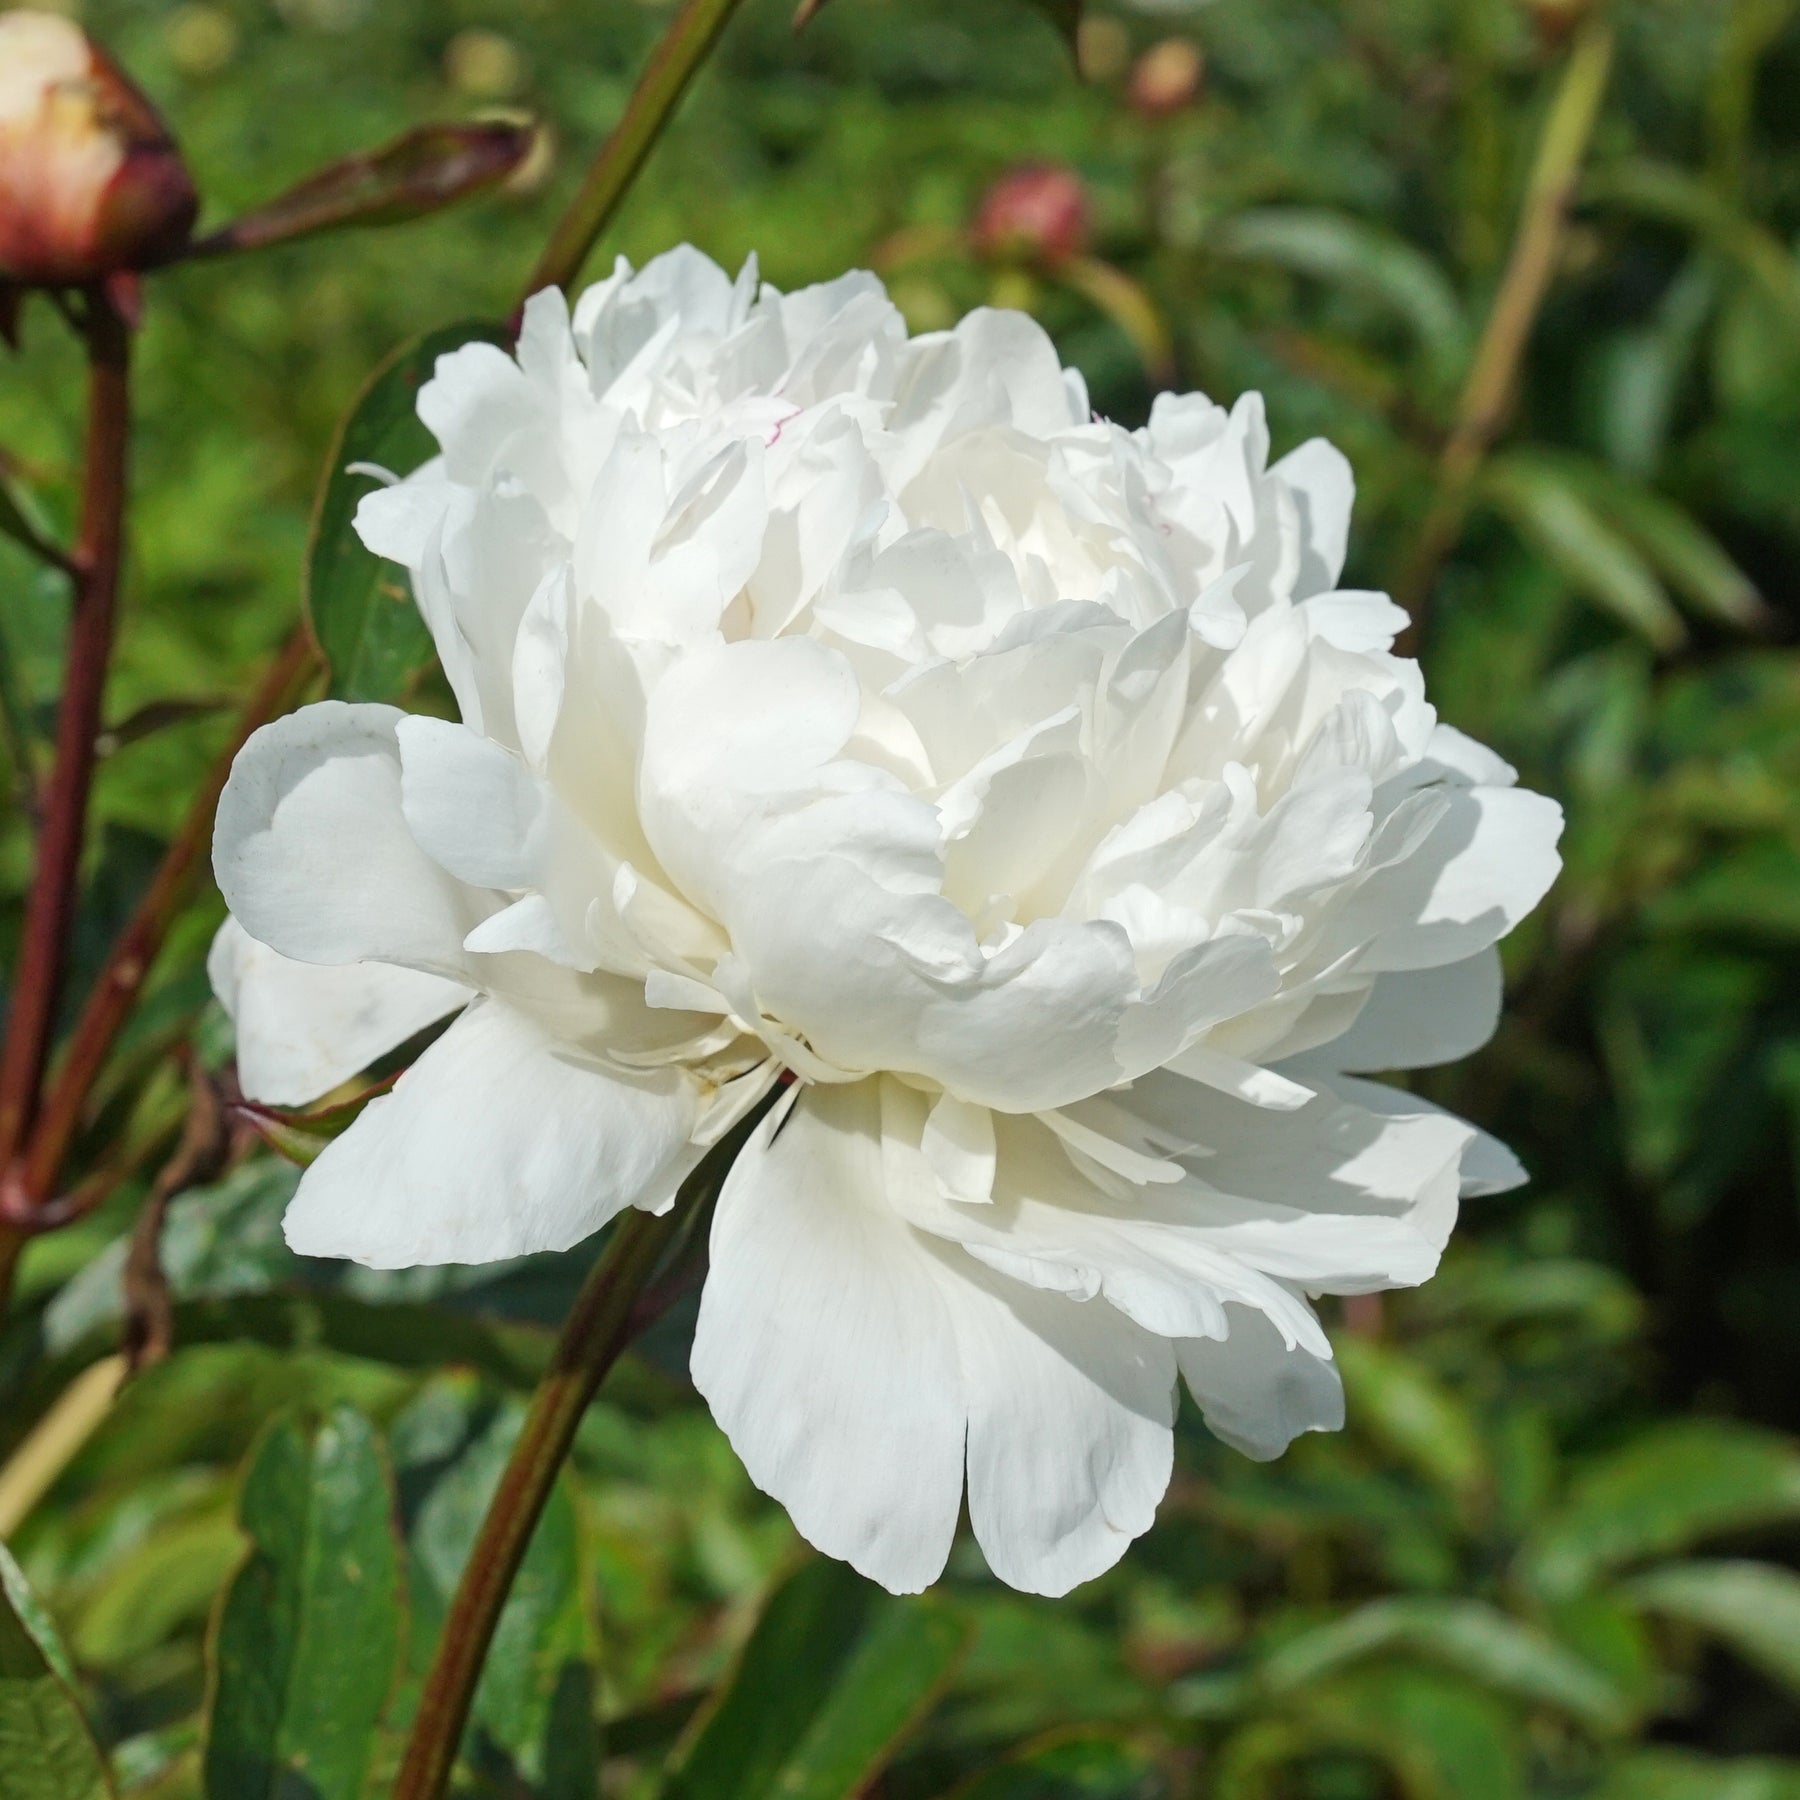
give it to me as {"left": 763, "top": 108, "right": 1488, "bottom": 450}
{"left": 390, "top": 1170, "right": 723, "bottom": 1800}
{"left": 518, "top": 0, "right": 753, "bottom": 308}
{"left": 1394, "top": 18, "right": 1615, "bottom": 644}
{"left": 0, "top": 285, "right": 132, "bottom": 1174}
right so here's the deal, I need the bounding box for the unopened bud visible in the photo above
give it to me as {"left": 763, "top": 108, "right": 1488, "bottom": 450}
{"left": 0, "top": 12, "right": 198, "bottom": 286}
{"left": 972, "top": 164, "right": 1090, "bottom": 269}
{"left": 1128, "top": 38, "right": 1204, "bottom": 119}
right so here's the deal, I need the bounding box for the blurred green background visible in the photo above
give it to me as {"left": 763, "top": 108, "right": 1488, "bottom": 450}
{"left": 4, "top": 0, "right": 1800, "bottom": 1795}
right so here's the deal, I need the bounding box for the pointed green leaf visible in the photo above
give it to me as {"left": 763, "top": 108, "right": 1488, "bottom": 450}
{"left": 1595, "top": 1751, "right": 1800, "bottom": 1800}
{"left": 0, "top": 1545, "right": 114, "bottom": 1800}
{"left": 1625, "top": 1560, "right": 1800, "bottom": 1696}
{"left": 1523, "top": 1422, "right": 1800, "bottom": 1598}
{"left": 1482, "top": 454, "right": 1687, "bottom": 650}
{"left": 305, "top": 322, "right": 505, "bottom": 703}
{"left": 664, "top": 1557, "right": 970, "bottom": 1800}
{"left": 402, "top": 1401, "right": 597, "bottom": 1793}
{"left": 1334, "top": 1337, "right": 1488, "bottom": 1515}
{"left": 1213, "top": 208, "right": 1470, "bottom": 391}
{"left": 202, "top": 1406, "right": 405, "bottom": 1800}
{"left": 1256, "top": 1595, "right": 1631, "bottom": 1730}
{"left": 945, "top": 1730, "right": 1161, "bottom": 1799}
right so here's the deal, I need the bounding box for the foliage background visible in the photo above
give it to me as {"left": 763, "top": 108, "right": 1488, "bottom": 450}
{"left": 2, "top": 0, "right": 1800, "bottom": 1795}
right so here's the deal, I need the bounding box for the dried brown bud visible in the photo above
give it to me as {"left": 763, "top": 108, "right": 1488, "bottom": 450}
{"left": 0, "top": 12, "right": 198, "bottom": 286}
{"left": 1128, "top": 38, "right": 1205, "bottom": 119}
{"left": 972, "top": 164, "right": 1091, "bottom": 269}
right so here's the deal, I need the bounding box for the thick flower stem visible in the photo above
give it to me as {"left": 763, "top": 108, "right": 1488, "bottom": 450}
{"left": 390, "top": 1199, "right": 691, "bottom": 1800}
{"left": 20, "top": 625, "right": 317, "bottom": 1202}
{"left": 0, "top": 288, "right": 132, "bottom": 1174}
{"left": 519, "top": 0, "right": 753, "bottom": 307}
{"left": 1393, "top": 19, "right": 1615, "bottom": 647}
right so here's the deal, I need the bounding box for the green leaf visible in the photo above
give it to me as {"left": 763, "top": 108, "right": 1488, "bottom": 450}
{"left": 1481, "top": 455, "right": 1688, "bottom": 651}
{"left": 402, "top": 1401, "right": 597, "bottom": 1792}
{"left": 202, "top": 1407, "right": 405, "bottom": 1800}
{"left": 664, "top": 1557, "right": 970, "bottom": 1800}
{"left": 1595, "top": 1750, "right": 1800, "bottom": 1800}
{"left": 1213, "top": 208, "right": 1470, "bottom": 392}
{"left": 1334, "top": 1337, "right": 1488, "bottom": 1516}
{"left": 0, "top": 1545, "right": 114, "bottom": 1800}
{"left": 1522, "top": 1422, "right": 1800, "bottom": 1598}
{"left": 1219, "top": 1668, "right": 1527, "bottom": 1800}
{"left": 1022, "top": 0, "right": 1082, "bottom": 58}
{"left": 305, "top": 322, "right": 504, "bottom": 703}
{"left": 1625, "top": 1559, "right": 1800, "bottom": 1696}
{"left": 1256, "top": 1596, "right": 1631, "bottom": 1730}
{"left": 1519, "top": 450, "right": 1768, "bottom": 631}
{"left": 0, "top": 461, "right": 68, "bottom": 575}
{"left": 944, "top": 1730, "right": 1161, "bottom": 1799}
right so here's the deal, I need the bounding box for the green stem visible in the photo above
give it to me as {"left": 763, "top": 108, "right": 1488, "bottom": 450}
{"left": 389, "top": 1168, "right": 721, "bottom": 1800}
{"left": 519, "top": 0, "right": 754, "bottom": 308}
{"left": 1393, "top": 19, "right": 1615, "bottom": 643}
{"left": 0, "top": 288, "right": 133, "bottom": 1172}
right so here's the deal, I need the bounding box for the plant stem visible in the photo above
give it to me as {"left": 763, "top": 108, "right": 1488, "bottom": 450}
{"left": 0, "top": 289, "right": 133, "bottom": 1172}
{"left": 1393, "top": 20, "right": 1615, "bottom": 645}
{"left": 390, "top": 1197, "right": 694, "bottom": 1800}
{"left": 19, "top": 626, "right": 316, "bottom": 1202}
{"left": 519, "top": 0, "right": 753, "bottom": 308}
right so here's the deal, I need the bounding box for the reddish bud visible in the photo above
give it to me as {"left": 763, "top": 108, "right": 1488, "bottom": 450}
{"left": 1128, "top": 38, "right": 1204, "bottom": 119}
{"left": 972, "top": 163, "right": 1091, "bottom": 269}
{"left": 1520, "top": 0, "right": 1593, "bottom": 48}
{"left": 0, "top": 12, "right": 198, "bottom": 287}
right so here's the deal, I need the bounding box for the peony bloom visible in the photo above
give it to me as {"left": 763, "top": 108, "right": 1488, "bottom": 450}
{"left": 0, "top": 12, "right": 198, "bottom": 287}
{"left": 212, "top": 249, "right": 1561, "bottom": 1595}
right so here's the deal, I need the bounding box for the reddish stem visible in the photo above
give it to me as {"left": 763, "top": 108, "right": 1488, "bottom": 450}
{"left": 20, "top": 626, "right": 316, "bottom": 1200}
{"left": 0, "top": 289, "right": 132, "bottom": 1171}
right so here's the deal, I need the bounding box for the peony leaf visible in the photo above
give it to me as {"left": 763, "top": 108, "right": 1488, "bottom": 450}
{"left": 191, "top": 122, "right": 536, "bottom": 260}
{"left": 1481, "top": 454, "right": 1688, "bottom": 651}
{"left": 1593, "top": 1751, "right": 1800, "bottom": 1800}
{"left": 945, "top": 1730, "right": 1161, "bottom": 1798}
{"left": 1625, "top": 1559, "right": 1800, "bottom": 1697}
{"left": 1521, "top": 1422, "right": 1800, "bottom": 1599}
{"left": 398, "top": 1400, "right": 597, "bottom": 1794}
{"left": 1212, "top": 208, "right": 1471, "bottom": 394}
{"left": 1256, "top": 1595, "right": 1633, "bottom": 1731}
{"left": 306, "top": 321, "right": 506, "bottom": 704}
{"left": 1334, "top": 1337, "right": 1488, "bottom": 1518}
{"left": 0, "top": 1546, "right": 114, "bottom": 1800}
{"left": 664, "top": 1557, "right": 970, "bottom": 1800}
{"left": 202, "top": 1407, "right": 405, "bottom": 1800}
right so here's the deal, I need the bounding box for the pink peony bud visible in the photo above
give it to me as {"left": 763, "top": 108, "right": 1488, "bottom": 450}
{"left": 0, "top": 11, "right": 198, "bottom": 286}
{"left": 1128, "top": 38, "right": 1205, "bottom": 119}
{"left": 971, "top": 164, "right": 1090, "bottom": 269}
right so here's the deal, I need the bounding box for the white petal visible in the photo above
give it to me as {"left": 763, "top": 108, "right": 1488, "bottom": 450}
{"left": 1271, "top": 437, "right": 1353, "bottom": 598}
{"left": 945, "top": 1255, "right": 1176, "bottom": 1596}
{"left": 214, "top": 702, "right": 494, "bottom": 978}
{"left": 284, "top": 999, "right": 702, "bottom": 1267}
{"left": 1324, "top": 948, "right": 1503, "bottom": 1073}
{"left": 1326, "top": 1071, "right": 1528, "bottom": 1198}
{"left": 208, "top": 918, "right": 468, "bottom": 1108}
{"left": 1178, "top": 1303, "right": 1344, "bottom": 1460}
{"left": 921, "top": 1091, "right": 997, "bottom": 1203}
{"left": 690, "top": 1081, "right": 965, "bottom": 1594}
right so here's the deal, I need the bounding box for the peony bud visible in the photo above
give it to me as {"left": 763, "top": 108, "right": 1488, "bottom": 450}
{"left": 1520, "top": 0, "right": 1594, "bottom": 48}
{"left": 1128, "top": 38, "right": 1205, "bottom": 119}
{"left": 0, "top": 11, "right": 198, "bottom": 286}
{"left": 971, "top": 163, "right": 1090, "bottom": 268}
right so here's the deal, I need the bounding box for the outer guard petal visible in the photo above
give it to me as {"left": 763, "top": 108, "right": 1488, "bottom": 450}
{"left": 1178, "top": 1303, "right": 1344, "bottom": 1460}
{"left": 944, "top": 1252, "right": 1176, "bottom": 1596}
{"left": 284, "top": 998, "right": 701, "bottom": 1267}
{"left": 690, "top": 1080, "right": 965, "bottom": 1594}
{"left": 214, "top": 701, "right": 494, "bottom": 978}
{"left": 208, "top": 918, "right": 468, "bottom": 1108}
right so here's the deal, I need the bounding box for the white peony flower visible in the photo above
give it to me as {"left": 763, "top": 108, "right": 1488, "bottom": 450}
{"left": 211, "top": 248, "right": 1562, "bottom": 1596}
